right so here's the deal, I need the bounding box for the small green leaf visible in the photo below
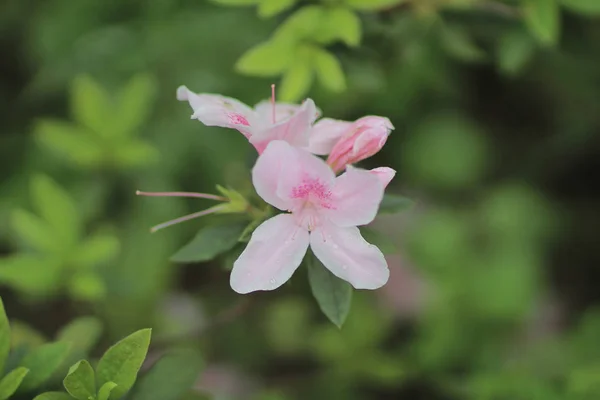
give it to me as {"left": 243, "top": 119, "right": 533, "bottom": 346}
{"left": 346, "top": 0, "right": 406, "bottom": 11}
{"left": 560, "top": 0, "right": 600, "bottom": 15}
{"left": 0, "top": 367, "right": 29, "bottom": 400}
{"left": 72, "top": 233, "right": 120, "bottom": 268}
{"left": 307, "top": 253, "right": 352, "bottom": 328}
{"left": 236, "top": 40, "right": 293, "bottom": 77}
{"left": 0, "top": 255, "right": 62, "bottom": 295}
{"left": 440, "top": 25, "right": 486, "bottom": 63}
{"left": 0, "top": 297, "right": 11, "bottom": 374}
{"left": 31, "top": 174, "right": 81, "bottom": 246}
{"left": 258, "top": 0, "right": 297, "bottom": 18}
{"left": 19, "top": 341, "right": 71, "bottom": 391}
{"left": 378, "top": 194, "right": 415, "bottom": 214}
{"left": 34, "top": 120, "right": 104, "bottom": 168}
{"left": 280, "top": 51, "right": 314, "bottom": 102}
{"left": 171, "top": 221, "right": 247, "bottom": 263}
{"left": 33, "top": 392, "right": 72, "bottom": 400}
{"left": 97, "top": 382, "right": 117, "bottom": 400}
{"left": 209, "top": 0, "right": 258, "bottom": 5}
{"left": 497, "top": 29, "right": 536, "bottom": 76}
{"left": 274, "top": 6, "right": 325, "bottom": 42}
{"left": 130, "top": 351, "right": 204, "bottom": 400}
{"left": 56, "top": 316, "right": 103, "bottom": 355}
{"left": 113, "top": 140, "right": 159, "bottom": 168}
{"left": 360, "top": 227, "right": 398, "bottom": 255}
{"left": 63, "top": 360, "right": 95, "bottom": 400}
{"left": 96, "top": 329, "right": 151, "bottom": 399}
{"left": 523, "top": 0, "right": 560, "bottom": 46}
{"left": 71, "top": 75, "right": 113, "bottom": 136}
{"left": 68, "top": 272, "right": 106, "bottom": 302}
{"left": 313, "top": 48, "right": 346, "bottom": 93}
{"left": 11, "top": 209, "right": 60, "bottom": 253}
{"left": 314, "top": 7, "right": 362, "bottom": 47}
{"left": 114, "top": 74, "right": 158, "bottom": 137}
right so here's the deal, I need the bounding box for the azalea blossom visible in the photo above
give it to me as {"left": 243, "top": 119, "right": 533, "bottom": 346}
{"left": 325, "top": 116, "right": 394, "bottom": 172}
{"left": 230, "top": 140, "right": 393, "bottom": 294}
{"left": 177, "top": 85, "right": 367, "bottom": 156}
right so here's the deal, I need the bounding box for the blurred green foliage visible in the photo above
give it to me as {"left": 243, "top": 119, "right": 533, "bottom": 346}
{"left": 1, "top": 0, "right": 599, "bottom": 399}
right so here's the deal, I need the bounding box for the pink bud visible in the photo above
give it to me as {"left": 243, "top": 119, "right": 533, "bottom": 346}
{"left": 326, "top": 116, "right": 394, "bottom": 172}
{"left": 369, "top": 167, "right": 396, "bottom": 189}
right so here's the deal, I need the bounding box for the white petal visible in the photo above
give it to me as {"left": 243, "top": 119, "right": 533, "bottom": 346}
{"left": 176, "top": 86, "right": 256, "bottom": 136}
{"left": 307, "top": 118, "right": 353, "bottom": 155}
{"left": 252, "top": 141, "right": 296, "bottom": 210}
{"left": 310, "top": 221, "right": 389, "bottom": 290}
{"left": 324, "top": 166, "right": 384, "bottom": 227}
{"left": 230, "top": 214, "right": 309, "bottom": 294}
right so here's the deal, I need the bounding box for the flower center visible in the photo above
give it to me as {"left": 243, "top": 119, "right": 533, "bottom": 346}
{"left": 289, "top": 177, "right": 335, "bottom": 230}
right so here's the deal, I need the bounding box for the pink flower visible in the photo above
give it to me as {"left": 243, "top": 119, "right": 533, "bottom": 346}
{"left": 177, "top": 85, "right": 323, "bottom": 154}
{"left": 326, "top": 116, "right": 394, "bottom": 172}
{"left": 230, "top": 140, "right": 394, "bottom": 294}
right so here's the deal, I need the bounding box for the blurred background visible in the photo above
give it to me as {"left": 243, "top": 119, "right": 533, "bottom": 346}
{"left": 1, "top": 0, "right": 599, "bottom": 399}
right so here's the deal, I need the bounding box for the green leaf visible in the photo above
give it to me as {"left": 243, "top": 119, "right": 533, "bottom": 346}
{"left": 560, "top": 0, "right": 600, "bottom": 15}
{"left": 523, "top": 0, "right": 560, "bottom": 46}
{"left": 72, "top": 233, "right": 120, "bottom": 268}
{"left": 307, "top": 253, "right": 352, "bottom": 328}
{"left": 0, "top": 255, "right": 62, "bottom": 295}
{"left": 19, "top": 341, "right": 71, "bottom": 391}
{"left": 235, "top": 40, "right": 293, "bottom": 77}
{"left": 71, "top": 75, "right": 113, "bottom": 136}
{"left": 258, "top": 0, "right": 297, "bottom": 18}
{"left": 34, "top": 120, "right": 104, "bottom": 168}
{"left": 0, "top": 297, "right": 11, "bottom": 374}
{"left": 31, "top": 174, "right": 81, "bottom": 246}
{"left": 209, "top": 0, "right": 258, "bottom": 5}
{"left": 171, "top": 221, "right": 247, "bottom": 263}
{"left": 32, "top": 392, "right": 72, "bottom": 400}
{"left": 63, "top": 360, "right": 95, "bottom": 400}
{"left": 280, "top": 50, "right": 314, "bottom": 102}
{"left": 96, "top": 329, "right": 152, "bottom": 399}
{"left": 314, "top": 7, "right": 362, "bottom": 47}
{"left": 346, "top": 0, "right": 406, "bottom": 11}
{"left": 0, "top": 367, "right": 29, "bottom": 400}
{"left": 113, "top": 140, "right": 159, "bottom": 168}
{"left": 114, "top": 74, "right": 157, "bottom": 137}
{"left": 378, "top": 194, "right": 415, "bottom": 214}
{"left": 274, "top": 6, "right": 325, "bottom": 42}
{"left": 313, "top": 48, "right": 346, "bottom": 93}
{"left": 56, "top": 317, "right": 103, "bottom": 355}
{"left": 68, "top": 272, "right": 106, "bottom": 302}
{"left": 360, "top": 227, "right": 397, "bottom": 255}
{"left": 11, "top": 209, "right": 60, "bottom": 253}
{"left": 440, "top": 25, "right": 486, "bottom": 63}
{"left": 97, "top": 382, "right": 117, "bottom": 400}
{"left": 130, "top": 351, "right": 204, "bottom": 400}
{"left": 497, "top": 29, "right": 536, "bottom": 76}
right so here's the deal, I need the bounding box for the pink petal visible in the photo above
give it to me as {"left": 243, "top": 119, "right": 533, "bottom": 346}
{"left": 369, "top": 167, "right": 396, "bottom": 189}
{"left": 252, "top": 141, "right": 296, "bottom": 210}
{"left": 307, "top": 118, "right": 353, "bottom": 156}
{"left": 230, "top": 214, "right": 309, "bottom": 294}
{"left": 254, "top": 100, "right": 321, "bottom": 126}
{"left": 273, "top": 141, "right": 336, "bottom": 205}
{"left": 250, "top": 99, "right": 317, "bottom": 151}
{"left": 310, "top": 221, "right": 389, "bottom": 290}
{"left": 177, "top": 86, "right": 256, "bottom": 137}
{"left": 324, "top": 166, "right": 384, "bottom": 227}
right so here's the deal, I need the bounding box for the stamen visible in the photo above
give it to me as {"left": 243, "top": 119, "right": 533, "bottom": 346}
{"left": 149, "top": 205, "right": 226, "bottom": 233}
{"left": 271, "top": 83, "right": 276, "bottom": 124}
{"left": 136, "top": 190, "right": 227, "bottom": 202}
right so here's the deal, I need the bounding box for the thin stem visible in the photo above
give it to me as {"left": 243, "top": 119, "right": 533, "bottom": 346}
{"left": 136, "top": 190, "right": 227, "bottom": 202}
{"left": 150, "top": 205, "right": 225, "bottom": 233}
{"left": 271, "top": 83, "right": 276, "bottom": 124}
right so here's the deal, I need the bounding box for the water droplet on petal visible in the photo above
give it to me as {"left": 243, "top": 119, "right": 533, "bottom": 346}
{"left": 332, "top": 244, "right": 339, "bottom": 249}
{"left": 269, "top": 278, "right": 277, "bottom": 286}
{"left": 342, "top": 265, "right": 348, "bottom": 270}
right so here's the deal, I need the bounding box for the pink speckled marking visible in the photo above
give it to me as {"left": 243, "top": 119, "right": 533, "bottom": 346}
{"left": 228, "top": 113, "right": 250, "bottom": 126}
{"left": 291, "top": 177, "right": 335, "bottom": 209}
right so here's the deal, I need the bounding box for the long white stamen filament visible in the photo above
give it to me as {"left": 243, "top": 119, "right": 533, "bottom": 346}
{"left": 150, "top": 205, "right": 226, "bottom": 233}
{"left": 271, "top": 83, "right": 276, "bottom": 124}
{"left": 136, "top": 190, "right": 227, "bottom": 202}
